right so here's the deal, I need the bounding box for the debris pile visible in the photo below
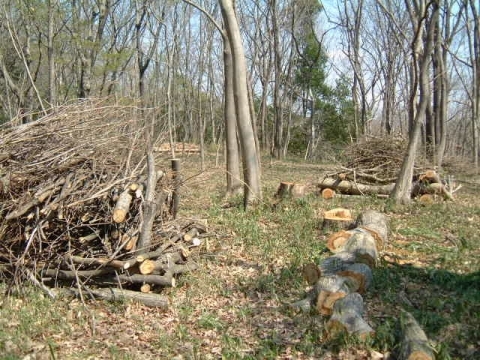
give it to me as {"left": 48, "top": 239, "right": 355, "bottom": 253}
{"left": 317, "top": 136, "right": 460, "bottom": 201}
{"left": 0, "top": 100, "right": 205, "bottom": 306}
{"left": 337, "top": 136, "right": 413, "bottom": 184}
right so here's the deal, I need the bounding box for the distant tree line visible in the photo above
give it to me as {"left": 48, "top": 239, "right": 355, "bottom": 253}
{"left": 0, "top": 0, "right": 478, "bottom": 169}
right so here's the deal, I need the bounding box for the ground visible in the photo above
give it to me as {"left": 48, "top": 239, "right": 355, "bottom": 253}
{"left": 0, "top": 155, "right": 479, "bottom": 359}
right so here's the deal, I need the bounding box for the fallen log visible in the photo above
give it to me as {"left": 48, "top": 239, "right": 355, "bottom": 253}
{"left": 65, "top": 255, "right": 125, "bottom": 269}
{"left": 318, "top": 252, "right": 358, "bottom": 276}
{"left": 41, "top": 268, "right": 116, "bottom": 280}
{"left": 295, "top": 210, "right": 388, "bottom": 340}
{"left": 398, "top": 311, "right": 434, "bottom": 360}
{"left": 326, "top": 292, "right": 374, "bottom": 340}
{"left": 355, "top": 210, "right": 389, "bottom": 250}
{"left": 117, "top": 272, "right": 176, "bottom": 287}
{"left": 314, "top": 275, "right": 362, "bottom": 315}
{"left": 327, "top": 230, "right": 354, "bottom": 252}
{"left": 73, "top": 287, "right": 169, "bottom": 308}
{"left": 337, "top": 263, "right": 373, "bottom": 294}
{"left": 331, "top": 229, "right": 378, "bottom": 268}
{"left": 318, "top": 177, "right": 395, "bottom": 196}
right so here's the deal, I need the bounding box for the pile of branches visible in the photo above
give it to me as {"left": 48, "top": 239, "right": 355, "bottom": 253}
{"left": 0, "top": 99, "right": 205, "bottom": 305}
{"left": 334, "top": 136, "right": 426, "bottom": 185}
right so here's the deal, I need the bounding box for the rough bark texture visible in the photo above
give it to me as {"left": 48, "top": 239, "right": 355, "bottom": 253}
{"left": 318, "top": 177, "right": 395, "bottom": 196}
{"left": 398, "top": 311, "right": 434, "bottom": 360}
{"left": 327, "top": 293, "right": 374, "bottom": 340}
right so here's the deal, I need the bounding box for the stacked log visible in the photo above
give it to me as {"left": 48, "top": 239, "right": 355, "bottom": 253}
{"left": 154, "top": 142, "right": 200, "bottom": 154}
{"left": 412, "top": 170, "right": 454, "bottom": 201}
{"left": 318, "top": 169, "right": 456, "bottom": 201}
{"left": 294, "top": 210, "right": 388, "bottom": 339}
{"left": 0, "top": 100, "right": 208, "bottom": 307}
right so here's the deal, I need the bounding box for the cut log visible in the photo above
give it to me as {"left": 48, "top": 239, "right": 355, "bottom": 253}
{"left": 318, "top": 252, "right": 357, "bottom": 276}
{"left": 413, "top": 182, "right": 454, "bottom": 200}
{"left": 326, "top": 293, "right": 374, "bottom": 340}
{"left": 124, "top": 235, "right": 138, "bottom": 251}
{"left": 426, "top": 183, "right": 454, "bottom": 201}
{"left": 339, "top": 229, "right": 378, "bottom": 268}
{"left": 318, "top": 177, "right": 395, "bottom": 196}
{"left": 321, "top": 188, "right": 336, "bottom": 199}
{"left": 419, "top": 169, "right": 441, "bottom": 184}
{"left": 398, "top": 311, "right": 434, "bottom": 360}
{"left": 140, "top": 284, "right": 151, "bottom": 293}
{"left": 65, "top": 255, "right": 125, "bottom": 269}
{"left": 183, "top": 227, "right": 199, "bottom": 242}
{"left": 139, "top": 259, "right": 156, "bottom": 275}
{"left": 314, "top": 275, "right": 362, "bottom": 315}
{"left": 418, "top": 194, "right": 434, "bottom": 204}
{"left": 41, "top": 268, "right": 116, "bottom": 280}
{"left": 113, "top": 189, "right": 133, "bottom": 223}
{"left": 337, "top": 263, "right": 373, "bottom": 294}
{"left": 117, "top": 272, "right": 175, "bottom": 287}
{"left": 355, "top": 210, "right": 388, "bottom": 249}
{"left": 327, "top": 230, "right": 354, "bottom": 252}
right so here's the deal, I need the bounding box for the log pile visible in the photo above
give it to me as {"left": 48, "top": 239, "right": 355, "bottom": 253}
{"left": 318, "top": 136, "right": 460, "bottom": 201}
{"left": 154, "top": 142, "right": 200, "bottom": 154}
{"left": 318, "top": 169, "right": 457, "bottom": 201}
{"left": 0, "top": 100, "right": 207, "bottom": 307}
{"left": 294, "top": 210, "right": 388, "bottom": 339}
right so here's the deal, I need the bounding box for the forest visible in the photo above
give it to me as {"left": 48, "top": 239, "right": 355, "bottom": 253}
{"left": 0, "top": 0, "right": 479, "bottom": 359}
{"left": 0, "top": 0, "right": 478, "bottom": 167}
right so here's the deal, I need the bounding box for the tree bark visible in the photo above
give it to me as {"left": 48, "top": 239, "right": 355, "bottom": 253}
{"left": 220, "top": 0, "right": 262, "bottom": 208}
{"left": 391, "top": 0, "right": 438, "bottom": 204}
{"left": 398, "top": 311, "right": 434, "bottom": 360}
{"left": 223, "top": 36, "right": 242, "bottom": 196}
{"left": 318, "top": 177, "right": 395, "bottom": 196}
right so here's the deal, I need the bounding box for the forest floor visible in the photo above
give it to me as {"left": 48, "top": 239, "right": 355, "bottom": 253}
{"left": 1, "top": 154, "right": 479, "bottom": 359}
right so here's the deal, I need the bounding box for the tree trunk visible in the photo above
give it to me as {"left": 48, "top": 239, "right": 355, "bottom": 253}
{"left": 220, "top": 0, "right": 262, "bottom": 208}
{"left": 391, "top": 0, "right": 438, "bottom": 204}
{"left": 223, "top": 37, "right": 242, "bottom": 196}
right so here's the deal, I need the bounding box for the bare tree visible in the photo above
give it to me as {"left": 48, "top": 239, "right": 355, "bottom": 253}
{"left": 390, "top": 0, "right": 439, "bottom": 204}
{"left": 466, "top": 0, "right": 480, "bottom": 168}
{"left": 219, "top": 0, "right": 262, "bottom": 207}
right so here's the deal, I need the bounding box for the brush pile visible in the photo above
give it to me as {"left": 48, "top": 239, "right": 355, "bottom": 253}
{"left": 0, "top": 100, "right": 205, "bottom": 306}
{"left": 318, "top": 136, "right": 459, "bottom": 200}
{"left": 336, "top": 136, "right": 416, "bottom": 184}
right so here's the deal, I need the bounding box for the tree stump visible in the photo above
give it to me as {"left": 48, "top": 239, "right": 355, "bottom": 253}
{"left": 322, "top": 208, "right": 354, "bottom": 231}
